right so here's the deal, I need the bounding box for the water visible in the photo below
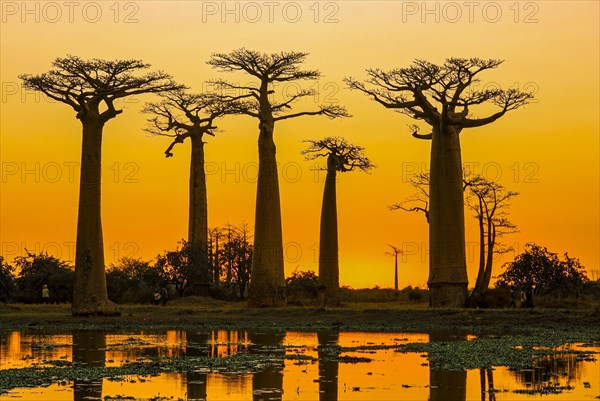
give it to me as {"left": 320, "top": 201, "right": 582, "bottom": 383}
{"left": 0, "top": 329, "right": 598, "bottom": 400}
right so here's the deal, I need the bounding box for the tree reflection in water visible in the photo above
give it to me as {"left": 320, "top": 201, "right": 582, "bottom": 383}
{"left": 73, "top": 330, "right": 105, "bottom": 401}
{"left": 185, "top": 330, "right": 210, "bottom": 400}
{"left": 428, "top": 331, "right": 467, "bottom": 401}
{"left": 317, "top": 331, "right": 340, "bottom": 401}
{"left": 250, "top": 330, "right": 285, "bottom": 401}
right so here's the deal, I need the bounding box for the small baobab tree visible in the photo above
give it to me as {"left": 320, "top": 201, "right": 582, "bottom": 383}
{"left": 302, "top": 137, "right": 373, "bottom": 306}
{"left": 464, "top": 175, "right": 518, "bottom": 306}
{"left": 143, "top": 90, "right": 239, "bottom": 295}
{"left": 20, "top": 55, "right": 182, "bottom": 315}
{"left": 208, "top": 49, "right": 349, "bottom": 307}
{"left": 346, "top": 58, "right": 533, "bottom": 307}
{"left": 385, "top": 244, "right": 403, "bottom": 292}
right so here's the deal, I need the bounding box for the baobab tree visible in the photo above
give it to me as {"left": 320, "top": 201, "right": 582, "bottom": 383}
{"left": 391, "top": 172, "right": 518, "bottom": 306}
{"left": 385, "top": 244, "right": 402, "bottom": 292}
{"left": 302, "top": 137, "right": 373, "bottom": 306}
{"left": 465, "top": 176, "right": 518, "bottom": 306}
{"left": 143, "top": 90, "right": 238, "bottom": 295}
{"left": 346, "top": 58, "right": 533, "bottom": 307}
{"left": 208, "top": 49, "right": 349, "bottom": 307}
{"left": 20, "top": 55, "right": 182, "bottom": 315}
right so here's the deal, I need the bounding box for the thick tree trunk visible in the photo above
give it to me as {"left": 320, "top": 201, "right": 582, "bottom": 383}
{"left": 248, "top": 119, "right": 286, "bottom": 307}
{"left": 318, "top": 159, "right": 340, "bottom": 306}
{"left": 428, "top": 126, "right": 468, "bottom": 307}
{"left": 72, "top": 120, "right": 117, "bottom": 316}
{"left": 188, "top": 134, "right": 210, "bottom": 296}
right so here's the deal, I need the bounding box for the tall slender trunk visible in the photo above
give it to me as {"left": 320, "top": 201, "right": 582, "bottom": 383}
{"left": 72, "top": 120, "right": 116, "bottom": 316}
{"left": 394, "top": 254, "right": 399, "bottom": 292}
{"left": 481, "top": 222, "right": 496, "bottom": 294}
{"left": 468, "top": 200, "right": 486, "bottom": 306}
{"left": 188, "top": 134, "right": 210, "bottom": 295}
{"left": 248, "top": 119, "right": 285, "bottom": 307}
{"left": 428, "top": 125, "right": 468, "bottom": 307}
{"left": 318, "top": 157, "right": 340, "bottom": 306}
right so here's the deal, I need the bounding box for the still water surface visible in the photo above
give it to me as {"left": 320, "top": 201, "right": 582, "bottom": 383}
{"left": 0, "top": 329, "right": 598, "bottom": 401}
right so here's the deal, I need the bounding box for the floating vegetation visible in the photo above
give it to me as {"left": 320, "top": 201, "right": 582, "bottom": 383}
{"left": 396, "top": 335, "right": 599, "bottom": 371}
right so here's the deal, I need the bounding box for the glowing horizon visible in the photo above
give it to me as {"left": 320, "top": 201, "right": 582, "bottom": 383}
{"left": 1, "top": 1, "right": 599, "bottom": 289}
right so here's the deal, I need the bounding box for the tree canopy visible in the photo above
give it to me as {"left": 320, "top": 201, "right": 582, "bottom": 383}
{"left": 496, "top": 243, "right": 588, "bottom": 296}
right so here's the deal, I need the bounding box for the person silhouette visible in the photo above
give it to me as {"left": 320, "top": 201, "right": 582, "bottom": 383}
{"left": 42, "top": 285, "right": 50, "bottom": 304}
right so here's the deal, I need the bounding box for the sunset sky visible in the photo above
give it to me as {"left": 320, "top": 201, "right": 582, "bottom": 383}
{"left": 1, "top": 1, "right": 598, "bottom": 289}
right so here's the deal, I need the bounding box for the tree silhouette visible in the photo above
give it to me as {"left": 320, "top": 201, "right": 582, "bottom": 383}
{"left": 385, "top": 244, "right": 402, "bottom": 292}
{"left": 390, "top": 172, "right": 430, "bottom": 222}
{"left": 302, "top": 137, "right": 372, "bottom": 305}
{"left": 391, "top": 172, "right": 518, "bottom": 305}
{"left": 347, "top": 58, "right": 533, "bottom": 307}
{"left": 143, "top": 90, "right": 239, "bottom": 295}
{"left": 496, "top": 244, "right": 588, "bottom": 297}
{"left": 20, "top": 55, "right": 182, "bottom": 315}
{"left": 464, "top": 176, "right": 518, "bottom": 306}
{"left": 208, "top": 49, "right": 349, "bottom": 307}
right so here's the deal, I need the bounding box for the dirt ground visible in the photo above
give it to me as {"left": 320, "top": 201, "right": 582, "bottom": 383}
{"left": 2, "top": 299, "right": 599, "bottom": 334}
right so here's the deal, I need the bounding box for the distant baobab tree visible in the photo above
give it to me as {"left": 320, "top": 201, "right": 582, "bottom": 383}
{"left": 143, "top": 90, "right": 239, "bottom": 295}
{"left": 20, "top": 55, "right": 182, "bottom": 315}
{"left": 385, "top": 244, "right": 402, "bottom": 292}
{"left": 302, "top": 137, "right": 373, "bottom": 306}
{"left": 391, "top": 172, "right": 518, "bottom": 306}
{"left": 346, "top": 58, "right": 533, "bottom": 307}
{"left": 208, "top": 49, "right": 349, "bottom": 307}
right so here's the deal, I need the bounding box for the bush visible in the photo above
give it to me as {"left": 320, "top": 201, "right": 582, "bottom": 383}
{"left": 0, "top": 257, "right": 16, "bottom": 302}
{"left": 340, "top": 286, "right": 429, "bottom": 303}
{"left": 14, "top": 253, "right": 74, "bottom": 303}
{"left": 286, "top": 270, "right": 318, "bottom": 305}
{"left": 496, "top": 243, "right": 589, "bottom": 297}
{"left": 106, "top": 257, "right": 162, "bottom": 304}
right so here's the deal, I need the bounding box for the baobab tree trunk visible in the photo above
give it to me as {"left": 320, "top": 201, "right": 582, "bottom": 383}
{"left": 470, "top": 217, "right": 497, "bottom": 305}
{"left": 188, "top": 134, "right": 210, "bottom": 296}
{"left": 248, "top": 119, "right": 286, "bottom": 307}
{"left": 481, "top": 224, "right": 496, "bottom": 294}
{"left": 428, "top": 126, "right": 468, "bottom": 307}
{"left": 72, "top": 120, "right": 117, "bottom": 316}
{"left": 394, "top": 254, "right": 399, "bottom": 292}
{"left": 469, "top": 207, "right": 487, "bottom": 306}
{"left": 318, "top": 158, "right": 340, "bottom": 306}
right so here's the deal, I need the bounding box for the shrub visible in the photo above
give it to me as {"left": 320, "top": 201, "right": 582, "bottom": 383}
{"left": 106, "top": 257, "right": 162, "bottom": 304}
{"left": 286, "top": 270, "right": 318, "bottom": 305}
{"left": 0, "top": 257, "right": 16, "bottom": 302}
{"left": 14, "top": 253, "right": 74, "bottom": 303}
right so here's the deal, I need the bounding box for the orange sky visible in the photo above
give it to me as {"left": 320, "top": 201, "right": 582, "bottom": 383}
{"left": 1, "top": 1, "right": 599, "bottom": 288}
